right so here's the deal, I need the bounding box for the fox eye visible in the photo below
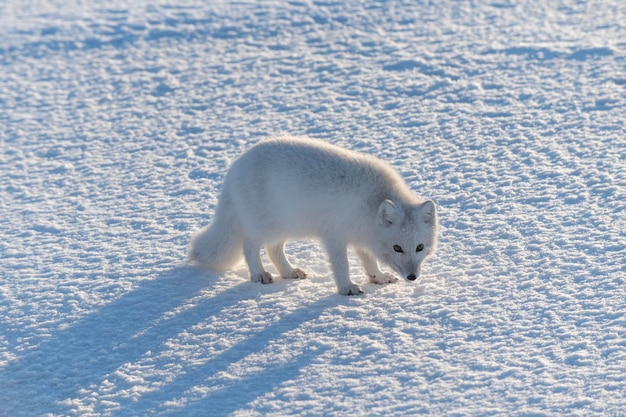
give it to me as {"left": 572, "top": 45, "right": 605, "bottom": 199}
{"left": 416, "top": 244, "right": 424, "bottom": 252}
{"left": 393, "top": 245, "right": 404, "bottom": 253}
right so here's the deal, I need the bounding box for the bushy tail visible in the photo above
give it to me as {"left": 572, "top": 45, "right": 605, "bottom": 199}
{"left": 188, "top": 191, "right": 244, "bottom": 271}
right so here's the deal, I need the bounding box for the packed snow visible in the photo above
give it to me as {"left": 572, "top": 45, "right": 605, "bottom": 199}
{"left": 1, "top": 0, "right": 625, "bottom": 416}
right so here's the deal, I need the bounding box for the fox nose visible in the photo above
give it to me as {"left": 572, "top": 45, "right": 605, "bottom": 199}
{"left": 407, "top": 274, "right": 417, "bottom": 281}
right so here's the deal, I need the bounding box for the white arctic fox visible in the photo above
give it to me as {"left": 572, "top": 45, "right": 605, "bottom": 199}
{"left": 189, "top": 137, "right": 438, "bottom": 295}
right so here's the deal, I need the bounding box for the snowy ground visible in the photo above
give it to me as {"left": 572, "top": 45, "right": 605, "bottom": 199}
{"left": 1, "top": 0, "right": 625, "bottom": 415}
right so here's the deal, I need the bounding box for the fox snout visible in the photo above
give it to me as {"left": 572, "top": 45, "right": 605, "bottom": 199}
{"left": 404, "top": 263, "right": 421, "bottom": 281}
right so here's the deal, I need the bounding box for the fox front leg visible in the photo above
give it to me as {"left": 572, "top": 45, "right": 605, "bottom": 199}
{"left": 323, "top": 238, "right": 363, "bottom": 296}
{"left": 356, "top": 248, "right": 398, "bottom": 285}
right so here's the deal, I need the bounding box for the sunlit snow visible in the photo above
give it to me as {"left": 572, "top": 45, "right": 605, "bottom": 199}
{"left": 1, "top": 1, "right": 625, "bottom": 416}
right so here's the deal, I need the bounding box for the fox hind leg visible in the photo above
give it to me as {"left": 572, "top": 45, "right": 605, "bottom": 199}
{"left": 267, "top": 242, "right": 307, "bottom": 279}
{"left": 243, "top": 239, "right": 272, "bottom": 284}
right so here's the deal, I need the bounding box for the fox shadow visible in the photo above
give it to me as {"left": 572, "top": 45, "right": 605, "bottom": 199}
{"left": 133, "top": 285, "right": 335, "bottom": 417}
{"left": 0, "top": 266, "right": 335, "bottom": 417}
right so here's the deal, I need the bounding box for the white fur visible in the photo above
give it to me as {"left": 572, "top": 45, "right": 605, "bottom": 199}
{"left": 189, "top": 136, "right": 438, "bottom": 295}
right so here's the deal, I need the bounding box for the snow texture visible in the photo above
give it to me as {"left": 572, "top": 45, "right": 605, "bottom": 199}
{"left": 1, "top": 0, "right": 625, "bottom": 416}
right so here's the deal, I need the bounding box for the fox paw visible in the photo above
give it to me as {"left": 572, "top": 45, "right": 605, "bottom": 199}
{"left": 252, "top": 271, "right": 273, "bottom": 284}
{"left": 369, "top": 272, "right": 399, "bottom": 285}
{"left": 287, "top": 268, "right": 307, "bottom": 280}
{"left": 338, "top": 283, "right": 363, "bottom": 296}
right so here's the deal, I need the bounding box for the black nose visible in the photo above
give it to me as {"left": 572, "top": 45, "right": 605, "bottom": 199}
{"left": 407, "top": 274, "right": 417, "bottom": 281}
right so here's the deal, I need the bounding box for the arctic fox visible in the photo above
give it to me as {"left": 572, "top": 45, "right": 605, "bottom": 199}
{"left": 189, "top": 137, "right": 438, "bottom": 295}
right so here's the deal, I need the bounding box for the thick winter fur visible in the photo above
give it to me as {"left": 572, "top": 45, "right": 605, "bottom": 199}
{"left": 189, "top": 136, "right": 438, "bottom": 295}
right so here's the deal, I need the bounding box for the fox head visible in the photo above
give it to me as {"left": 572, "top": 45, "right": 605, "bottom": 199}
{"left": 373, "top": 199, "right": 438, "bottom": 282}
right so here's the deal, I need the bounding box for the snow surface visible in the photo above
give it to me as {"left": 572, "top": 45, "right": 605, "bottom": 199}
{"left": 1, "top": 0, "right": 625, "bottom": 415}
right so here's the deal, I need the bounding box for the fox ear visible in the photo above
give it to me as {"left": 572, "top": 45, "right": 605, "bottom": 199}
{"left": 377, "top": 200, "right": 398, "bottom": 227}
{"left": 420, "top": 200, "right": 437, "bottom": 225}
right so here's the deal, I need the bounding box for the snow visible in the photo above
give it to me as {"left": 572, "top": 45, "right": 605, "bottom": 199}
{"left": 0, "top": 0, "right": 624, "bottom": 415}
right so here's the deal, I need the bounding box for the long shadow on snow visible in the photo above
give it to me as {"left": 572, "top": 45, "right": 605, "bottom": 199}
{"left": 134, "top": 296, "right": 334, "bottom": 416}
{"left": 0, "top": 265, "right": 252, "bottom": 417}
